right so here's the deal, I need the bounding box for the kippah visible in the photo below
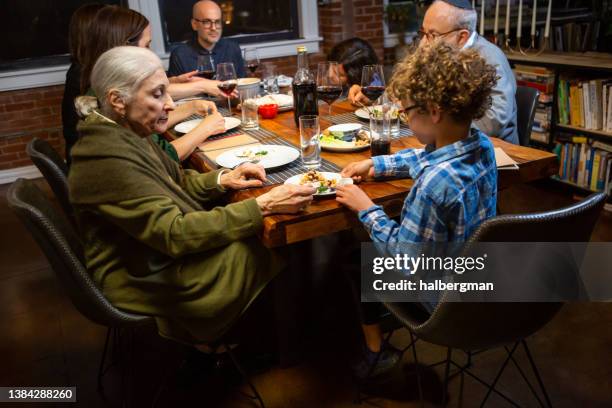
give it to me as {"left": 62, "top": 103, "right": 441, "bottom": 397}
{"left": 439, "top": 0, "right": 474, "bottom": 10}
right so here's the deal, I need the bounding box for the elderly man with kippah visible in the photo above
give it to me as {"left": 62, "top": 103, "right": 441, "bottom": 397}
{"left": 350, "top": 0, "right": 518, "bottom": 145}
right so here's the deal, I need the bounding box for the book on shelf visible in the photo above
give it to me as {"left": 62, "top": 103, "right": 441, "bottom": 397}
{"left": 554, "top": 135, "right": 612, "bottom": 193}
{"left": 558, "top": 77, "right": 612, "bottom": 133}
{"left": 513, "top": 65, "right": 555, "bottom": 144}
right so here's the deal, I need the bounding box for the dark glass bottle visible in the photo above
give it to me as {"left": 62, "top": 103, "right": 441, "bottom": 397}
{"left": 293, "top": 46, "right": 318, "bottom": 127}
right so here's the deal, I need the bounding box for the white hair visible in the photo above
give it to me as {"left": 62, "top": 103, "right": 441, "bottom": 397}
{"left": 433, "top": 0, "right": 478, "bottom": 33}
{"left": 75, "top": 46, "right": 164, "bottom": 117}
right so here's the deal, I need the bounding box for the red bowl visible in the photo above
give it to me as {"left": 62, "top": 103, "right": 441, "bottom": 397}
{"left": 258, "top": 103, "right": 278, "bottom": 119}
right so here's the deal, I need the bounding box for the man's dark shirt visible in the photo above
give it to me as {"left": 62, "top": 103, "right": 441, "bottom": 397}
{"left": 168, "top": 37, "right": 246, "bottom": 78}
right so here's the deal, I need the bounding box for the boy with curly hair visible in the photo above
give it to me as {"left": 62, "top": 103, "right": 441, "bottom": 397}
{"left": 338, "top": 40, "right": 498, "bottom": 379}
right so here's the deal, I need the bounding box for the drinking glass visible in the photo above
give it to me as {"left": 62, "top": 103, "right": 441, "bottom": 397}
{"left": 369, "top": 109, "right": 391, "bottom": 157}
{"left": 316, "top": 61, "right": 343, "bottom": 116}
{"left": 299, "top": 115, "right": 321, "bottom": 169}
{"left": 216, "top": 62, "right": 237, "bottom": 113}
{"left": 243, "top": 48, "right": 260, "bottom": 77}
{"left": 360, "top": 65, "right": 386, "bottom": 105}
{"left": 196, "top": 54, "right": 215, "bottom": 79}
{"left": 381, "top": 93, "right": 400, "bottom": 137}
{"left": 240, "top": 86, "right": 259, "bottom": 130}
{"left": 262, "top": 62, "right": 279, "bottom": 94}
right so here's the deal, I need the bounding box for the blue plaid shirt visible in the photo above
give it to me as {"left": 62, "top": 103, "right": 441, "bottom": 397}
{"left": 358, "top": 129, "right": 497, "bottom": 243}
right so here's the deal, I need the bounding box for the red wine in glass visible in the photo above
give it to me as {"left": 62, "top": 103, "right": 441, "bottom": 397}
{"left": 247, "top": 63, "right": 259, "bottom": 74}
{"left": 371, "top": 139, "right": 391, "bottom": 156}
{"left": 316, "top": 85, "right": 342, "bottom": 105}
{"left": 362, "top": 86, "right": 385, "bottom": 102}
{"left": 217, "top": 80, "right": 237, "bottom": 97}
{"left": 197, "top": 70, "right": 215, "bottom": 79}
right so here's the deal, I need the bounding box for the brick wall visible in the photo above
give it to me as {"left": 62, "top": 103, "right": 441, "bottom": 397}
{"left": 0, "top": 2, "right": 385, "bottom": 172}
{"left": 0, "top": 87, "right": 64, "bottom": 170}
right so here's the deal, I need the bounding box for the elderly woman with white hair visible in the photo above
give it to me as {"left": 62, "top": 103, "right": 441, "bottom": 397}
{"left": 69, "top": 46, "right": 316, "bottom": 344}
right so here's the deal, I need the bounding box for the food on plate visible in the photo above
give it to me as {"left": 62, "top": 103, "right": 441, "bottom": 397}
{"left": 253, "top": 93, "right": 293, "bottom": 107}
{"left": 371, "top": 105, "right": 399, "bottom": 119}
{"left": 235, "top": 148, "right": 268, "bottom": 161}
{"left": 320, "top": 128, "right": 371, "bottom": 147}
{"left": 299, "top": 170, "right": 338, "bottom": 193}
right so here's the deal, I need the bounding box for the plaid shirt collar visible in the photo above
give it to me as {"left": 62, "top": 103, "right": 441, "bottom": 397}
{"left": 409, "top": 128, "right": 483, "bottom": 178}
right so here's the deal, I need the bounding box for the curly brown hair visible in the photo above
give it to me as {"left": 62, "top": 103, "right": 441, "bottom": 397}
{"left": 388, "top": 40, "right": 498, "bottom": 122}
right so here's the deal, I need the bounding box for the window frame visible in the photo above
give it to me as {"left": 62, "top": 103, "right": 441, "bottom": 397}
{"left": 0, "top": 0, "right": 321, "bottom": 92}
{"left": 383, "top": 0, "right": 419, "bottom": 48}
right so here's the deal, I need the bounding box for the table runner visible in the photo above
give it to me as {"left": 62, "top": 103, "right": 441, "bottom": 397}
{"left": 322, "top": 112, "right": 414, "bottom": 139}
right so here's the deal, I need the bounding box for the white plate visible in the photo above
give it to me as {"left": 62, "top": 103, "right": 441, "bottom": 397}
{"left": 284, "top": 172, "right": 353, "bottom": 196}
{"left": 174, "top": 117, "right": 241, "bottom": 134}
{"left": 355, "top": 106, "right": 406, "bottom": 124}
{"left": 216, "top": 145, "right": 300, "bottom": 170}
{"left": 320, "top": 130, "right": 371, "bottom": 152}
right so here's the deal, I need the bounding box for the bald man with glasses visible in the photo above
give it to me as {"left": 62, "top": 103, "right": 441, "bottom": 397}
{"left": 168, "top": 0, "right": 246, "bottom": 79}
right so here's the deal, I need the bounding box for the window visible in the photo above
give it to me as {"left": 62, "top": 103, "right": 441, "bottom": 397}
{"left": 0, "top": 0, "right": 320, "bottom": 91}
{"left": 0, "top": 0, "right": 126, "bottom": 72}
{"left": 158, "top": 0, "right": 300, "bottom": 49}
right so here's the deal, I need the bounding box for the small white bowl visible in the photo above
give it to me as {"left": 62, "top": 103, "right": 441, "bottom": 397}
{"left": 237, "top": 78, "right": 261, "bottom": 91}
{"left": 327, "top": 123, "right": 362, "bottom": 141}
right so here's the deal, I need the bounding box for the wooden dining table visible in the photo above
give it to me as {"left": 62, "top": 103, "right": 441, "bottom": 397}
{"left": 175, "top": 99, "right": 559, "bottom": 249}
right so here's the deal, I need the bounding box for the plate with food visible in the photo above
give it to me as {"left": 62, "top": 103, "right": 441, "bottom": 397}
{"left": 174, "top": 117, "right": 241, "bottom": 134}
{"left": 355, "top": 105, "right": 401, "bottom": 122}
{"left": 284, "top": 170, "right": 353, "bottom": 196}
{"left": 319, "top": 124, "right": 371, "bottom": 152}
{"left": 215, "top": 144, "right": 300, "bottom": 169}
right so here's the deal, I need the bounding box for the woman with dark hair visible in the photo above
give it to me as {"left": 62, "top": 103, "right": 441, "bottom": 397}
{"left": 75, "top": 5, "right": 231, "bottom": 163}
{"left": 327, "top": 37, "right": 379, "bottom": 87}
{"left": 61, "top": 3, "right": 105, "bottom": 166}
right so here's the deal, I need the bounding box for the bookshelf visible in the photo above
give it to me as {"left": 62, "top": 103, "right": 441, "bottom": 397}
{"left": 556, "top": 124, "right": 612, "bottom": 140}
{"left": 506, "top": 51, "right": 612, "bottom": 72}
{"left": 506, "top": 50, "right": 612, "bottom": 196}
{"left": 506, "top": 50, "right": 612, "bottom": 146}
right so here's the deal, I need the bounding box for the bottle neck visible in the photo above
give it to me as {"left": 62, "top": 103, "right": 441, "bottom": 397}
{"left": 297, "top": 51, "right": 309, "bottom": 71}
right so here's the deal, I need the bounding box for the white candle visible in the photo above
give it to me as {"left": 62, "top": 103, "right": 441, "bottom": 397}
{"left": 505, "top": 0, "right": 511, "bottom": 36}
{"left": 544, "top": 0, "right": 552, "bottom": 38}
{"left": 517, "top": 0, "right": 523, "bottom": 38}
{"left": 494, "top": 0, "right": 500, "bottom": 34}
{"left": 480, "top": 0, "right": 486, "bottom": 35}
{"left": 531, "top": 0, "right": 537, "bottom": 36}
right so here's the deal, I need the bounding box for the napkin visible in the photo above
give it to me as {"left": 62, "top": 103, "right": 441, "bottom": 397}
{"left": 199, "top": 133, "right": 260, "bottom": 162}
{"left": 494, "top": 147, "right": 519, "bottom": 170}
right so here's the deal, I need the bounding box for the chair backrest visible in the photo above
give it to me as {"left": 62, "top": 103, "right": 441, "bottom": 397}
{"left": 7, "top": 178, "right": 152, "bottom": 328}
{"left": 515, "top": 86, "right": 540, "bottom": 147}
{"left": 26, "top": 138, "right": 73, "bottom": 220}
{"left": 388, "top": 193, "right": 607, "bottom": 350}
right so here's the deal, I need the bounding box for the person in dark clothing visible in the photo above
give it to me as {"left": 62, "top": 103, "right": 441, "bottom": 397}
{"left": 168, "top": 0, "right": 246, "bottom": 78}
{"left": 61, "top": 3, "right": 105, "bottom": 166}
{"left": 327, "top": 37, "right": 379, "bottom": 87}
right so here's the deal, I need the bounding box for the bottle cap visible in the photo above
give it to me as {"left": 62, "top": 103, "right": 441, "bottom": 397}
{"left": 297, "top": 46, "right": 307, "bottom": 53}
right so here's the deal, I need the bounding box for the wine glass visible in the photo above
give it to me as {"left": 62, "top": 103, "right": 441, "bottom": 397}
{"left": 316, "top": 61, "right": 342, "bottom": 116}
{"left": 360, "top": 65, "right": 386, "bottom": 106}
{"left": 196, "top": 54, "right": 215, "bottom": 79}
{"left": 243, "top": 48, "right": 260, "bottom": 77}
{"left": 216, "top": 62, "right": 237, "bottom": 113}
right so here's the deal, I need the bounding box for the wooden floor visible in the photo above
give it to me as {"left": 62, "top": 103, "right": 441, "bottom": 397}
{"left": 1, "top": 178, "right": 611, "bottom": 408}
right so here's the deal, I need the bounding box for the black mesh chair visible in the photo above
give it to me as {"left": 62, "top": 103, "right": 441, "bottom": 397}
{"left": 8, "top": 178, "right": 266, "bottom": 407}
{"left": 384, "top": 192, "right": 606, "bottom": 407}
{"left": 516, "top": 86, "right": 540, "bottom": 147}
{"left": 7, "top": 178, "right": 153, "bottom": 403}
{"left": 26, "top": 138, "right": 73, "bottom": 221}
